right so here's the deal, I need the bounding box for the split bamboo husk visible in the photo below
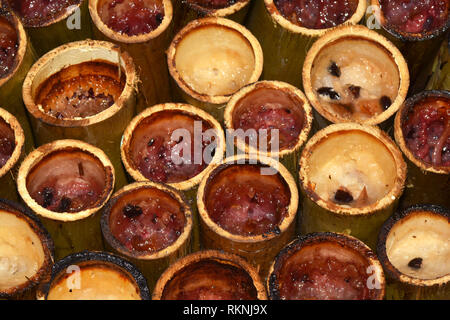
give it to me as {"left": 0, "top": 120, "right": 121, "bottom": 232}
{"left": 172, "top": 0, "right": 251, "bottom": 34}
{"left": 120, "top": 103, "right": 225, "bottom": 251}
{"left": 40, "top": 251, "right": 150, "bottom": 300}
{"left": 268, "top": 232, "right": 385, "bottom": 300}
{"left": 153, "top": 249, "right": 267, "bottom": 300}
{"left": 0, "top": 108, "right": 24, "bottom": 201}
{"left": 394, "top": 90, "right": 450, "bottom": 209}
{"left": 197, "top": 154, "right": 299, "bottom": 279}
{"left": 167, "top": 17, "right": 263, "bottom": 122}
{"left": 245, "top": 0, "right": 367, "bottom": 89}
{"left": 5, "top": 0, "right": 92, "bottom": 56}
{"left": 22, "top": 40, "right": 138, "bottom": 189}
{"left": 0, "top": 8, "right": 35, "bottom": 153}
{"left": 224, "top": 80, "right": 313, "bottom": 180}
{"left": 89, "top": 0, "right": 173, "bottom": 110}
{"left": 299, "top": 123, "right": 407, "bottom": 250}
{"left": 426, "top": 34, "right": 450, "bottom": 91}
{"left": 377, "top": 205, "right": 449, "bottom": 300}
{"left": 101, "top": 181, "right": 193, "bottom": 291}
{"left": 0, "top": 198, "right": 54, "bottom": 300}
{"left": 302, "top": 25, "right": 410, "bottom": 132}
{"left": 17, "top": 139, "right": 115, "bottom": 260}
{"left": 368, "top": 0, "right": 450, "bottom": 94}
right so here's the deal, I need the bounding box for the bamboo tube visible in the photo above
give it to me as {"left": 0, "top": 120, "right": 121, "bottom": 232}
{"left": 121, "top": 103, "right": 225, "bottom": 251}
{"left": 22, "top": 40, "right": 138, "bottom": 189}
{"left": 172, "top": 0, "right": 251, "bottom": 34}
{"left": 298, "top": 123, "right": 407, "bottom": 250}
{"left": 197, "top": 154, "right": 299, "bottom": 279}
{"left": 40, "top": 250, "right": 150, "bottom": 300}
{"left": 153, "top": 250, "right": 267, "bottom": 300}
{"left": 394, "top": 90, "right": 450, "bottom": 209}
{"left": 377, "top": 205, "right": 450, "bottom": 300}
{"left": 101, "top": 181, "right": 193, "bottom": 291}
{"left": 245, "top": 0, "right": 366, "bottom": 89}
{"left": 0, "top": 108, "right": 24, "bottom": 201}
{"left": 89, "top": 0, "right": 173, "bottom": 110}
{"left": 0, "top": 198, "right": 54, "bottom": 300}
{"left": 224, "top": 80, "right": 313, "bottom": 180}
{"left": 5, "top": 0, "right": 93, "bottom": 56}
{"left": 368, "top": 0, "right": 450, "bottom": 94}
{"left": 302, "top": 25, "right": 410, "bottom": 132}
{"left": 17, "top": 139, "right": 115, "bottom": 260}
{"left": 167, "top": 17, "right": 263, "bottom": 122}
{"left": 267, "top": 232, "right": 385, "bottom": 300}
{"left": 0, "top": 8, "right": 35, "bottom": 153}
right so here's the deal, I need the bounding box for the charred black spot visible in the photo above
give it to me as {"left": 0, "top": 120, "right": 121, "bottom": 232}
{"left": 348, "top": 85, "right": 361, "bottom": 99}
{"left": 123, "top": 204, "right": 143, "bottom": 218}
{"left": 328, "top": 61, "right": 341, "bottom": 78}
{"left": 380, "top": 96, "right": 392, "bottom": 110}
{"left": 317, "top": 87, "right": 340, "bottom": 100}
{"left": 42, "top": 187, "right": 54, "bottom": 208}
{"left": 273, "top": 226, "right": 281, "bottom": 235}
{"left": 334, "top": 188, "right": 353, "bottom": 203}
{"left": 58, "top": 197, "right": 72, "bottom": 212}
{"left": 408, "top": 257, "right": 423, "bottom": 269}
{"left": 148, "top": 138, "right": 155, "bottom": 147}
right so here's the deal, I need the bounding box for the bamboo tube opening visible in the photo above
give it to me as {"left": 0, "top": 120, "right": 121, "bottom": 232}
{"left": 90, "top": 0, "right": 173, "bottom": 42}
{"left": 17, "top": 140, "right": 114, "bottom": 222}
{"left": 371, "top": 0, "right": 450, "bottom": 42}
{"left": 264, "top": 0, "right": 367, "bottom": 36}
{"left": 22, "top": 40, "right": 136, "bottom": 128}
{"left": 43, "top": 251, "right": 150, "bottom": 300}
{"left": 303, "top": 25, "right": 410, "bottom": 125}
{"left": 0, "top": 8, "right": 26, "bottom": 86}
{"left": 197, "top": 155, "right": 298, "bottom": 276}
{"left": 224, "top": 80, "right": 313, "bottom": 157}
{"left": 167, "top": 17, "right": 263, "bottom": 105}
{"left": 300, "top": 123, "right": 406, "bottom": 215}
{"left": 394, "top": 90, "right": 450, "bottom": 174}
{"left": 5, "top": 0, "right": 82, "bottom": 27}
{"left": 378, "top": 205, "right": 449, "bottom": 287}
{"left": 267, "top": 232, "right": 385, "bottom": 300}
{"left": 121, "top": 103, "right": 225, "bottom": 191}
{"left": 153, "top": 250, "right": 267, "bottom": 300}
{"left": 183, "top": 0, "right": 251, "bottom": 17}
{"left": 0, "top": 199, "right": 53, "bottom": 298}
{"left": 0, "top": 9, "right": 19, "bottom": 80}
{"left": 0, "top": 108, "right": 24, "bottom": 178}
{"left": 101, "top": 181, "right": 192, "bottom": 260}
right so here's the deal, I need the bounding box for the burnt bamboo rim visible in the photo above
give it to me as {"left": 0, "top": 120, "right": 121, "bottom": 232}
{"left": 0, "top": 8, "right": 27, "bottom": 87}
{"left": 167, "top": 17, "right": 263, "bottom": 105}
{"left": 267, "top": 232, "right": 386, "bottom": 300}
{"left": 89, "top": 0, "right": 173, "bottom": 43}
{"left": 183, "top": 0, "right": 251, "bottom": 17}
{"left": 264, "top": 0, "right": 367, "bottom": 37}
{"left": 41, "top": 250, "right": 151, "bottom": 300}
{"left": 394, "top": 90, "right": 450, "bottom": 174}
{"left": 377, "top": 204, "right": 450, "bottom": 287}
{"left": 299, "top": 123, "right": 407, "bottom": 216}
{"left": 152, "top": 249, "right": 268, "bottom": 300}
{"left": 197, "top": 154, "right": 299, "bottom": 244}
{"left": 303, "top": 25, "right": 410, "bottom": 126}
{"left": 370, "top": 0, "right": 450, "bottom": 42}
{"left": 101, "top": 181, "right": 193, "bottom": 260}
{"left": 121, "top": 103, "right": 226, "bottom": 191}
{"left": 0, "top": 107, "right": 24, "bottom": 178}
{"left": 5, "top": 0, "right": 83, "bottom": 28}
{"left": 17, "top": 139, "right": 115, "bottom": 222}
{"left": 0, "top": 198, "right": 54, "bottom": 298}
{"left": 22, "top": 40, "right": 137, "bottom": 128}
{"left": 224, "top": 80, "right": 313, "bottom": 158}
